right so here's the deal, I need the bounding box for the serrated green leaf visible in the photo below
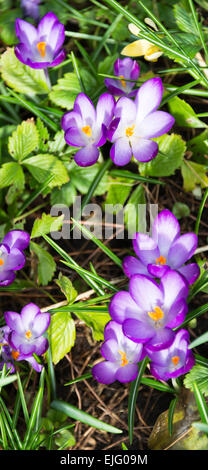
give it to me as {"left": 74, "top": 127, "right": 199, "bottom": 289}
{"left": 124, "top": 184, "right": 146, "bottom": 235}
{"left": 31, "top": 213, "right": 64, "bottom": 239}
{"left": 30, "top": 241, "right": 56, "bottom": 286}
{"left": 23, "top": 154, "right": 69, "bottom": 188}
{"left": 139, "top": 134, "right": 186, "bottom": 177}
{"left": 173, "top": 3, "right": 199, "bottom": 34}
{"left": 181, "top": 160, "right": 208, "bottom": 191}
{"left": 49, "top": 72, "right": 81, "bottom": 110}
{"left": 184, "top": 364, "right": 208, "bottom": 396}
{"left": 50, "top": 181, "right": 77, "bottom": 207}
{"left": 0, "top": 48, "right": 50, "bottom": 96}
{"left": 168, "top": 96, "right": 207, "bottom": 128}
{"left": 48, "top": 130, "right": 66, "bottom": 154}
{"left": 8, "top": 119, "right": 39, "bottom": 161}
{"left": 36, "top": 118, "right": 49, "bottom": 152}
{"left": 72, "top": 307, "right": 111, "bottom": 341}
{"left": 69, "top": 162, "right": 108, "bottom": 196}
{"left": 0, "top": 162, "right": 25, "bottom": 190}
{"left": 55, "top": 273, "right": 77, "bottom": 303}
{"left": 49, "top": 311, "right": 76, "bottom": 364}
{"left": 103, "top": 177, "right": 133, "bottom": 214}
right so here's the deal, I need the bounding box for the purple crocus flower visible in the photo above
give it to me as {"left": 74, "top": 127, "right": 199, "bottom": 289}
{"left": 5, "top": 303, "right": 50, "bottom": 358}
{"left": 123, "top": 209, "right": 200, "bottom": 285}
{"left": 0, "top": 230, "right": 30, "bottom": 287}
{"left": 0, "top": 326, "right": 15, "bottom": 373}
{"left": 108, "top": 77, "right": 175, "bottom": 166}
{"left": 15, "top": 12, "right": 66, "bottom": 69}
{"left": 109, "top": 271, "right": 189, "bottom": 352}
{"left": 104, "top": 57, "right": 140, "bottom": 97}
{"left": 21, "top": 0, "right": 41, "bottom": 21}
{"left": 146, "top": 329, "right": 195, "bottom": 381}
{"left": 62, "top": 92, "right": 115, "bottom": 167}
{"left": 92, "top": 321, "right": 144, "bottom": 384}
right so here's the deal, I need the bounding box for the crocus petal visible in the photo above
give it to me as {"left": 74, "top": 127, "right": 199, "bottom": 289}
{"left": 6, "top": 249, "right": 25, "bottom": 271}
{"left": 135, "top": 77, "right": 163, "bottom": 122}
{"left": 92, "top": 361, "right": 118, "bottom": 384}
{"left": 65, "top": 127, "right": 89, "bottom": 147}
{"left": 2, "top": 230, "right": 30, "bottom": 251}
{"left": 152, "top": 209, "right": 180, "bottom": 257}
{"left": 133, "top": 233, "right": 159, "bottom": 266}
{"left": 34, "top": 336, "right": 49, "bottom": 355}
{"left": 160, "top": 270, "right": 189, "bottom": 310}
{"left": 37, "top": 11, "right": 58, "bottom": 39}
{"left": 73, "top": 93, "right": 96, "bottom": 126}
{"left": 101, "top": 339, "right": 119, "bottom": 362}
{"left": 61, "top": 111, "right": 82, "bottom": 132}
{"left": 166, "top": 298, "right": 188, "bottom": 329}
{"left": 123, "top": 318, "right": 154, "bottom": 343}
{"left": 168, "top": 233, "right": 198, "bottom": 268}
{"left": 49, "top": 49, "right": 66, "bottom": 68}
{"left": 24, "top": 356, "right": 43, "bottom": 372}
{"left": 5, "top": 311, "right": 23, "bottom": 334}
{"left": 48, "top": 21, "right": 65, "bottom": 54}
{"left": 21, "top": 303, "right": 40, "bottom": 328}
{"left": 0, "top": 271, "right": 16, "bottom": 286}
{"left": 96, "top": 93, "right": 115, "bottom": 128}
{"left": 129, "top": 274, "right": 163, "bottom": 312}
{"left": 109, "top": 291, "right": 141, "bottom": 323}
{"left": 74, "top": 145, "right": 99, "bottom": 167}
{"left": 9, "top": 332, "right": 36, "bottom": 356}
{"left": 32, "top": 312, "right": 51, "bottom": 336}
{"left": 177, "top": 263, "right": 200, "bottom": 285}
{"left": 137, "top": 111, "right": 175, "bottom": 139}
{"left": 104, "top": 79, "right": 125, "bottom": 97}
{"left": 114, "top": 96, "right": 136, "bottom": 122}
{"left": 123, "top": 255, "right": 148, "bottom": 278}
{"left": 110, "top": 138, "right": 132, "bottom": 166}
{"left": 131, "top": 138, "right": 158, "bottom": 162}
{"left": 147, "top": 263, "right": 169, "bottom": 278}
{"left": 15, "top": 18, "right": 37, "bottom": 45}
{"left": 115, "top": 363, "right": 139, "bottom": 383}
{"left": 145, "top": 328, "right": 175, "bottom": 352}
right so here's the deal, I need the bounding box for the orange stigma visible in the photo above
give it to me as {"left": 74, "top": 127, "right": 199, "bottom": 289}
{"left": 126, "top": 125, "right": 135, "bottom": 138}
{"left": 37, "top": 41, "right": 46, "bottom": 58}
{"left": 0, "top": 258, "right": 4, "bottom": 266}
{"left": 82, "top": 125, "right": 92, "bottom": 137}
{"left": 11, "top": 350, "right": 20, "bottom": 361}
{"left": 155, "top": 255, "right": 166, "bottom": 265}
{"left": 118, "top": 350, "right": 128, "bottom": 367}
{"left": 148, "top": 306, "right": 164, "bottom": 322}
{"left": 25, "top": 330, "right": 32, "bottom": 340}
{"left": 119, "top": 74, "right": 126, "bottom": 88}
{"left": 171, "top": 356, "right": 180, "bottom": 367}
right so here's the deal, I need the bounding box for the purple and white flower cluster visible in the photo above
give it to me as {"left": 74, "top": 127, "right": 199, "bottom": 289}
{"left": 92, "top": 209, "right": 198, "bottom": 385}
{"left": 0, "top": 303, "right": 50, "bottom": 373}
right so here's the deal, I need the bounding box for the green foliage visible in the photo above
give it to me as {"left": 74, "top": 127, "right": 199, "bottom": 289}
{"left": 168, "top": 96, "right": 207, "bottom": 128}
{"left": 30, "top": 242, "right": 56, "bottom": 286}
{"left": 184, "top": 365, "right": 208, "bottom": 396}
{"left": 0, "top": 48, "right": 50, "bottom": 96}
{"left": 8, "top": 119, "right": 39, "bottom": 161}
{"left": 49, "top": 310, "right": 76, "bottom": 364}
{"left": 31, "top": 213, "right": 64, "bottom": 239}
{"left": 23, "top": 154, "right": 69, "bottom": 188}
{"left": 72, "top": 306, "right": 111, "bottom": 341}
{"left": 139, "top": 134, "right": 186, "bottom": 177}
{"left": 55, "top": 273, "right": 77, "bottom": 303}
{"left": 49, "top": 73, "right": 81, "bottom": 109}
{"left": 124, "top": 184, "right": 146, "bottom": 235}
{"left": 172, "top": 202, "right": 190, "bottom": 219}
{"left": 181, "top": 160, "right": 208, "bottom": 191}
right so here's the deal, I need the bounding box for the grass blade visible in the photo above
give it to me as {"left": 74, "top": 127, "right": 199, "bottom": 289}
{"left": 128, "top": 357, "right": 149, "bottom": 445}
{"left": 168, "top": 397, "right": 178, "bottom": 436}
{"left": 193, "top": 381, "right": 208, "bottom": 424}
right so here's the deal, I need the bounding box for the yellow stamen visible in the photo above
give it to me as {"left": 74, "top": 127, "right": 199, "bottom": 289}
{"left": 148, "top": 306, "right": 164, "bottom": 322}
{"left": 82, "top": 125, "right": 92, "bottom": 137}
{"left": 0, "top": 258, "right": 4, "bottom": 266}
{"left": 11, "top": 350, "right": 20, "bottom": 361}
{"left": 118, "top": 350, "right": 128, "bottom": 367}
{"left": 171, "top": 356, "right": 180, "bottom": 367}
{"left": 119, "top": 74, "right": 126, "bottom": 88}
{"left": 155, "top": 255, "right": 166, "bottom": 266}
{"left": 25, "top": 330, "right": 32, "bottom": 340}
{"left": 126, "top": 125, "right": 135, "bottom": 138}
{"left": 37, "top": 41, "right": 46, "bottom": 58}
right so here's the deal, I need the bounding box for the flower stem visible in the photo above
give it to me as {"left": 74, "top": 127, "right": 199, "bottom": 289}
{"left": 44, "top": 68, "right": 51, "bottom": 91}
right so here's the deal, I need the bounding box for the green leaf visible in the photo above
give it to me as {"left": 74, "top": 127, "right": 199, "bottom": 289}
{"left": 0, "top": 48, "right": 50, "bottom": 96}
{"left": 168, "top": 96, "right": 207, "bottom": 128}
{"left": 49, "top": 72, "right": 81, "bottom": 109}
{"left": 48, "top": 130, "right": 66, "bottom": 154}
{"left": 69, "top": 162, "right": 108, "bottom": 196}
{"left": 181, "top": 160, "right": 208, "bottom": 191}
{"left": 31, "top": 213, "right": 64, "bottom": 239}
{"left": 72, "top": 306, "right": 111, "bottom": 341}
{"left": 0, "top": 9, "right": 21, "bottom": 45}
{"left": 23, "top": 154, "right": 69, "bottom": 188}
{"left": 193, "top": 381, "right": 208, "bottom": 424}
{"left": 50, "top": 181, "right": 77, "bottom": 207}
{"left": 51, "top": 399, "right": 122, "bottom": 434}
{"left": 8, "top": 119, "right": 39, "bottom": 161}
{"left": 172, "top": 202, "right": 190, "bottom": 219}
{"left": 30, "top": 242, "right": 56, "bottom": 286}
{"left": 55, "top": 429, "right": 76, "bottom": 449}
{"left": 173, "top": 3, "right": 198, "bottom": 34}
{"left": 189, "top": 331, "right": 208, "bottom": 349}
{"left": 139, "top": 134, "right": 186, "bottom": 177}
{"left": 36, "top": 118, "right": 49, "bottom": 152}
{"left": 184, "top": 364, "right": 208, "bottom": 396}
{"left": 55, "top": 273, "right": 77, "bottom": 303}
{"left": 0, "top": 162, "right": 25, "bottom": 190}
{"left": 124, "top": 184, "right": 146, "bottom": 235}
{"left": 128, "top": 358, "right": 149, "bottom": 445}
{"left": 49, "top": 310, "right": 76, "bottom": 364}
{"left": 104, "top": 177, "right": 133, "bottom": 214}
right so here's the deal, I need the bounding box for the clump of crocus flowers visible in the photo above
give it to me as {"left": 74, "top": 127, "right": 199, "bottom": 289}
{"left": 92, "top": 209, "right": 198, "bottom": 385}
